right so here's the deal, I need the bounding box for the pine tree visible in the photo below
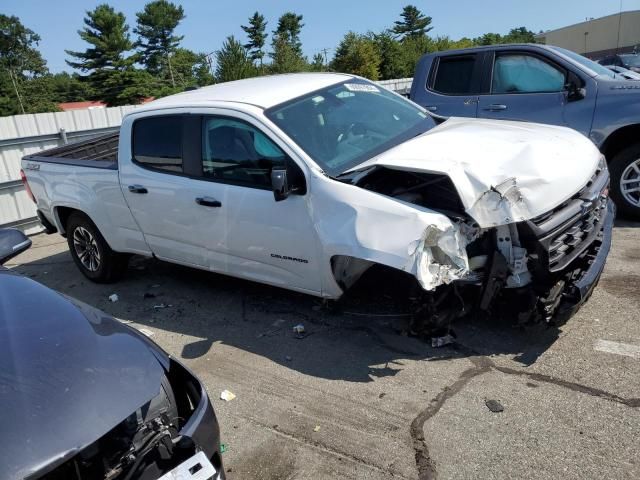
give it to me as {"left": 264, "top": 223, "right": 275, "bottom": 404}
{"left": 331, "top": 32, "right": 381, "bottom": 80}
{"left": 272, "top": 12, "right": 304, "bottom": 57}
{"left": 66, "top": 4, "right": 137, "bottom": 103}
{"left": 241, "top": 12, "right": 267, "bottom": 66}
{"left": 392, "top": 5, "right": 432, "bottom": 40}
{"left": 134, "top": 0, "right": 185, "bottom": 87}
{"left": 215, "top": 36, "right": 256, "bottom": 83}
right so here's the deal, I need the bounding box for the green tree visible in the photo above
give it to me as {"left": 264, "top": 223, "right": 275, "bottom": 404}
{"left": 309, "top": 52, "right": 325, "bottom": 72}
{"left": 215, "top": 36, "right": 256, "bottom": 83}
{"left": 473, "top": 32, "right": 503, "bottom": 45}
{"left": 369, "top": 31, "right": 409, "bottom": 80}
{"left": 101, "top": 68, "right": 156, "bottom": 106}
{"left": 0, "top": 14, "right": 48, "bottom": 114}
{"left": 66, "top": 4, "right": 137, "bottom": 103}
{"left": 504, "top": 27, "right": 536, "bottom": 44}
{"left": 242, "top": 11, "right": 267, "bottom": 66}
{"left": 392, "top": 5, "right": 432, "bottom": 40}
{"left": 134, "top": 0, "right": 185, "bottom": 87}
{"left": 272, "top": 12, "right": 304, "bottom": 56}
{"left": 331, "top": 32, "right": 381, "bottom": 80}
{"left": 400, "top": 34, "right": 431, "bottom": 76}
{"left": 269, "top": 35, "right": 308, "bottom": 73}
{"left": 170, "top": 48, "right": 214, "bottom": 87}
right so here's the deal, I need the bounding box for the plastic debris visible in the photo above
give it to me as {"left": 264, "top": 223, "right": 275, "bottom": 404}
{"left": 138, "top": 328, "right": 154, "bottom": 337}
{"left": 220, "top": 390, "right": 236, "bottom": 402}
{"left": 313, "top": 425, "right": 321, "bottom": 432}
{"left": 108, "top": 293, "right": 119, "bottom": 302}
{"left": 485, "top": 399, "right": 504, "bottom": 413}
{"left": 220, "top": 443, "right": 228, "bottom": 454}
{"left": 431, "top": 333, "right": 456, "bottom": 348}
{"left": 153, "top": 303, "right": 172, "bottom": 309}
{"left": 293, "top": 324, "right": 306, "bottom": 338}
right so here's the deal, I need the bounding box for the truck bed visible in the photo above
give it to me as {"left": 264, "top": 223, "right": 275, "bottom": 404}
{"left": 23, "top": 132, "right": 119, "bottom": 169}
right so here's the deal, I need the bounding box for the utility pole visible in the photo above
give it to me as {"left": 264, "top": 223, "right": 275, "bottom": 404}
{"left": 321, "top": 48, "right": 330, "bottom": 65}
{"left": 166, "top": 51, "right": 176, "bottom": 88}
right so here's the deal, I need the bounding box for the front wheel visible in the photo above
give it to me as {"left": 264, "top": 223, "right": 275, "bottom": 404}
{"left": 610, "top": 145, "right": 640, "bottom": 219}
{"left": 66, "top": 212, "right": 128, "bottom": 283}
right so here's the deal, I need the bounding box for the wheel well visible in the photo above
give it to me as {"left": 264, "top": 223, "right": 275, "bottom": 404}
{"left": 55, "top": 207, "right": 89, "bottom": 236}
{"left": 601, "top": 124, "right": 640, "bottom": 161}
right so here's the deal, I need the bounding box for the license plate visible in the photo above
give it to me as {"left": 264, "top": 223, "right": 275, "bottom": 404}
{"left": 157, "top": 451, "right": 216, "bottom": 480}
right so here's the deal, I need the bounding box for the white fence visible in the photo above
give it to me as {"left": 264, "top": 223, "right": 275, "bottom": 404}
{"left": 0, "top": 79, "right": 413, "bottom": 234}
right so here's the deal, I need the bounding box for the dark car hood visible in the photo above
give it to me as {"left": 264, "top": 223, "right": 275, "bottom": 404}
{"left": 0, "top": 269, "right": 168, "bottom": 480}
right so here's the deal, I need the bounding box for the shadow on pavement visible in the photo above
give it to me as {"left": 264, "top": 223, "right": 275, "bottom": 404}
{"left": 11, "top": 247, "right": 563, "bottom": 383}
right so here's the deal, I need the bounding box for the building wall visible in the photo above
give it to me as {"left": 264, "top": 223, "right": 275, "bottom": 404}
{"left": 537, "top": 10, "right": 640, "bottom": 58}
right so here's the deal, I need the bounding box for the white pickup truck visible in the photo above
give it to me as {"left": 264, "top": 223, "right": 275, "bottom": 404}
{"left": 22, "top": 73, "right": 614, "bottom": 328}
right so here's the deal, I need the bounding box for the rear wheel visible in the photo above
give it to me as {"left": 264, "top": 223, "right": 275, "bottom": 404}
{"left": 610, "top": 144, "right": 640, "bottom": 219}
{"left": 66, "top": 212, "right": 128, "bottom": 283}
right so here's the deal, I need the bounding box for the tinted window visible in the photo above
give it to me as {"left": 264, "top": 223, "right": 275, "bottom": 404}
{"left": 492, "top": 54, "right": 565, "bottom": 93}
{"left": 202, "top": 117, "right": 286, "bottom": 188}
{"left": 133, "top": 116, "right": 183, "bottom": 172}
{"left": 432, "top": 55, "right": 477, "bottom": 94}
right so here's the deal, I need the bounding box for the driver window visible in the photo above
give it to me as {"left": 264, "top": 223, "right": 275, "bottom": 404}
{"left": 492, "top": 54, "right": 565, "bottom": 94}
{"left": 201, "top": 117, "right": 286, "bottom": 188}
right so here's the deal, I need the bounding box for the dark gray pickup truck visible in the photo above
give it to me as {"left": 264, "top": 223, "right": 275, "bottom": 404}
{"left": 410, "top": 43, "right": 640, "bottom": 219}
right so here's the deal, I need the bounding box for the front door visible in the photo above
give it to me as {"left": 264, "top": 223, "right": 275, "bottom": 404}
{"left": 477, "top": 52, "right": 567, "bottom": 126}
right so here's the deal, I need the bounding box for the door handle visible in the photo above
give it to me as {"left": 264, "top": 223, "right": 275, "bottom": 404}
{"left": 483, "top": 104, "right": 508, "bottom": 111}
{"left": 425, "top": 105, "right": 438, "bottom": 112}
{"left": 128, "top": 184, "right": 148, "bottom": 194}
{"left": 196, "top": 196, "right": 222, "bottom": 208}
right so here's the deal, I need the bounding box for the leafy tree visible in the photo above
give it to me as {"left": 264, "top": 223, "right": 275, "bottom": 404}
{"left": 400, "top": 34, "right": 431, "bottom": 76}
{"left": 66, "top": 4, "right": 135, "bottom": 103}
{"left": 0, "top": 14, "right": 48, "bottom": 114}
{"left": 392, "top": 5, "right": 432, "bottom": 40}
{"left": 504, "top": 27, "right": 536, "bottom": 44}
{"left": 170, "top": 48, "right": 214, "bottom": 87}
{"left": 370, "top": 31, "right": 409, "bottom": 80}
{"left": 331, "top": 32, "right": 381, "bottom": 80}
{"left": 272, "top": 12, "right": 304, "bottom": 56}
{"left": 309, "top": 52, "right": 325, "bottom": 72}
{"left": 270, "top": 35, "right": 308, "bottom": 74}
{"left": 242, "top": 12, "right": 267, "bottom": 66}
{"left": 473, "top": 32, "right": 503, "bottom": 45}
{"left": 134, "top": 0, "right": 185, "bottom": 86}
{"left": 215, "top": 36, "right": 256, "bottom": 83}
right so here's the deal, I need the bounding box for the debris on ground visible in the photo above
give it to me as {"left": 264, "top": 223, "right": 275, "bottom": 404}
{"left": 293, "top": 324, "right": 306, "bottom": 338}
{"left": 108, "top": 293, "right": 119, "bottom": 302}
{"left": 485, "top": 399, "right": 504, "bottom": 413}
{"left": 138, "top": 328, "right": 154, "bottom": 337}
{"left": 379, "top": 393, "right": 386, "bottom": 399}
{"left": 285, "top": 355, "right": 292, "bottom": 361}
{"left": 153, "top": 303, "right": 172, "bottom": 309}
{"left": 313, "top": 425, "right": 321, "bottom": 432}
{"left": 431, "top": 332, "right": 456, "bottom": 348}
{"left": 220, "top": 390, "right": 236, "bottom": 402}
{"left": 150, "top": 284, "right": 161, "bottom": 288}
{"left": 257, "top": 319, "right": 286, "bottom": 338}
{"left": 143, "top": 292, "right": 156, "bottom": 299}
{"left": 220, "top": 443, "right": 228, "bottom": 454}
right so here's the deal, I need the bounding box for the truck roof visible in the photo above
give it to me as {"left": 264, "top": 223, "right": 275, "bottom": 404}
{"left": 133, "top": 73, "right": 354, "bottom": 113}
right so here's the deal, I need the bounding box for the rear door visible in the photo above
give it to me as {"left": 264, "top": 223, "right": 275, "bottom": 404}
{"left": 119, "top": 114, "right": 227, "bottom": 269}
{"left": 477, "top": 51, "right": 567, "bottom": 125}
{"left": 421, "top": 53, "right": 483, "bottom": 118}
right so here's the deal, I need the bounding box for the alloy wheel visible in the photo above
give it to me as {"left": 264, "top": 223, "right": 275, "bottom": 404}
{"left": 72, "top": 226, "right": 101, "bottom": 272}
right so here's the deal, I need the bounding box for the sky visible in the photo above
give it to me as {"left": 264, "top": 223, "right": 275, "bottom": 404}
{"left": 4, "top": 0, "right": 640, "bottom": 73}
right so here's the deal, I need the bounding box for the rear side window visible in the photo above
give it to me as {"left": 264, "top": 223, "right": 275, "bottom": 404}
{"left": 431, "top": 55, "right": 477, "bottom": 94}
{"left": 492, "top": 54, "right": 565, "bottom": 94}
{"left": 132, "top": 116, "right": 183, "bottom": 172}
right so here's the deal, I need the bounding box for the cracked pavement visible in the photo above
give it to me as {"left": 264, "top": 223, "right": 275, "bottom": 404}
{"left": 7, "top": 219, "right": 640, "bottom": 479}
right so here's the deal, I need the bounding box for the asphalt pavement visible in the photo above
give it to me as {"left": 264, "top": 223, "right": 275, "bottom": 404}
{"left": 7, "top": 220, "right": 640, "bottom": 479}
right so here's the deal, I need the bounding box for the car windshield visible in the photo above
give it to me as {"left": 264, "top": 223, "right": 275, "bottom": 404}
{"left": 550, "top": 46, "right": 615, "bottom": 78}
{"left": 620, "top": 54, "right": 640, "bottom": 67}
{"left": 265, "top": 79, "right": 435, "bottom": 176}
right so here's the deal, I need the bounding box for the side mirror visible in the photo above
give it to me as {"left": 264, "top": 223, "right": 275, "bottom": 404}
{"left": 564, "top": 72, "right": 585, "bottom": 101}
{"left": 271, "top": 168, "right": 290, "bottom": 202}
{"left": 0, "top": 228, "right": 31, "bottom": 265}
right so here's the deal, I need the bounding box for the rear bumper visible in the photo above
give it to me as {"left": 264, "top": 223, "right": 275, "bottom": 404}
{"left": 556, "top": 198, "right": 615, "bottom": 319}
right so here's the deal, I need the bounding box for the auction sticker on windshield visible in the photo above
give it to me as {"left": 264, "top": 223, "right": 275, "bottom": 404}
{"left": 344, "top": 83, "right": 380, "bottom": 93}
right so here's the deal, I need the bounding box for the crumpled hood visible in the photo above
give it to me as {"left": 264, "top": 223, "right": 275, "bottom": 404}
{"left": 0, "top": 270, "right": 168, "bottom": 480}
{"left": 350, "top": 117, "right": 601, "bottom": 227}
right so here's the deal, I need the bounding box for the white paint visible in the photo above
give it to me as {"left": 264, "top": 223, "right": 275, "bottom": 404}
{"left": 594, "top": 339, "right": 640, "bottom": 359}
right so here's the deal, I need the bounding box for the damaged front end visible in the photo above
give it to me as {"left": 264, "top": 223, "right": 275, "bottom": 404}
{"left": 343, "top": 159, "right": 613, "bottom": 331}
{"left": 31, "top": 359, "right": 223, "bottom": 480}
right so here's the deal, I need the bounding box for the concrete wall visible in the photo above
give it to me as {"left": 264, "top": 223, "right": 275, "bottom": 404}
{"left": 537, "top": 10, "right": 640, "bottom": 58}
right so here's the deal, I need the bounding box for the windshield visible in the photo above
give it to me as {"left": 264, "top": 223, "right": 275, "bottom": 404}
{"left": 550, "top": 46, "right": 615, "bottom": 78}
{"left": 265, "top": 79, "right": 435, "bottom": 176}
{"left": 620, "top": 54, "right": 640, "bottom": 67}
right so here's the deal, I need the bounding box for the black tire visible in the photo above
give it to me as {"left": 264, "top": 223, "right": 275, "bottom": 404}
{"left": 609, "top": 144, "right": 640, "bottom": 220}
{"left": 66, "top": 212, "right": 128, "bottom": 283}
